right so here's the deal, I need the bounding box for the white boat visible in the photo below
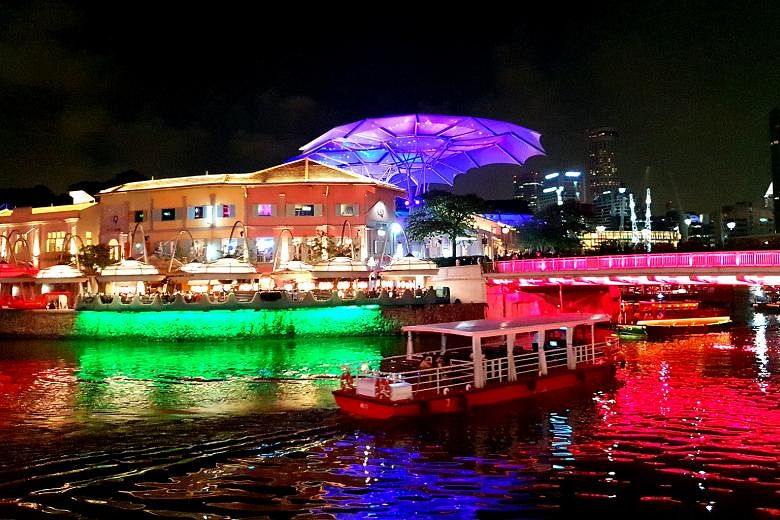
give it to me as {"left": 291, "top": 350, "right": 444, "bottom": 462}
{"left": 333, "top": 313, "right": 622, "bottom": 420}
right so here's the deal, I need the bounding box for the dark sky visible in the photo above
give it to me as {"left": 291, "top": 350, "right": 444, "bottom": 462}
{"left": 0, "top": 1, "right": 778, "bottom": 213}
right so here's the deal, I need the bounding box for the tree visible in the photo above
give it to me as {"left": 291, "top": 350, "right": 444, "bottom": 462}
{"left": 78, "top": 244, "right": 113, "bottom": 276}
{"left": 405, "top": 190, "right": 485, "bottom": 259}
{"left": 517, "top": 201, "right": 594, "bottom": 255}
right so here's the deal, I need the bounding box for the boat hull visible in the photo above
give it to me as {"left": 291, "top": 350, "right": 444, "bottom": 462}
{"left": 639, "top": 316, "right": 732, "bottom": 340}
{"left": 333, "top": 362, "right": 616, "bottom": 420}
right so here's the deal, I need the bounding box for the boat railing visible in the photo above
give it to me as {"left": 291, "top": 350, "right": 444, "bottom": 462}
{"left": 574, "top": 342, "right": 608, "bottom": 364}
{"left": 545, "top": 347, "right": 569, "bottom": 369}
{"left": 513, "top": 351, "right": 540, "bottom": 375}
{"left": 347, "top": 340, "right": 614, "bottom": 399}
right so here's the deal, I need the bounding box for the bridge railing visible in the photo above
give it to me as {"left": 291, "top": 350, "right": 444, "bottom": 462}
{"left": 490, "top": 250, "right": 780, "bottom": 274}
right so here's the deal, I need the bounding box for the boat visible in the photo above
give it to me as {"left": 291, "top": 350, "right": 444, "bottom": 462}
{"left": 753, "top": 301, "right": 780, "bottom": 314}
{"left": 332, "top": 313, "right": 621, "bottom": 420}
{"left": 615, "top": 297, "right": 728, "bottom": 339}
{"left": 636, "top": 316, "right": 732, "bottom": 340}
{"left": 614, "top": 323, "right": 647, "bottom": 338}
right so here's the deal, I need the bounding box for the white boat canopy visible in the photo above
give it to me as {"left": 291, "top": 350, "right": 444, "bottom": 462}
{"left": 402, "top": 313, "right": 611, "bottom": 339}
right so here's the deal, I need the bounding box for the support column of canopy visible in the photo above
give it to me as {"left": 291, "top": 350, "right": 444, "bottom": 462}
{"left": 536, "top": 329, "right": 548, "bottom": 376}
{"left": 506, "top": 334, "right": 517, "bottom": 381}
{"left": 566, "top": 327, "right": 576, "bottom": 369}
{"left": 472, "top": 337, "right": 486, "bottom": 388}
{"left": 406, "top": 331, "right": 414, "bottom": 360}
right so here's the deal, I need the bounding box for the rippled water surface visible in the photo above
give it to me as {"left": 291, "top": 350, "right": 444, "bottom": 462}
{"left": 0, "top": 315, "right": 779, "bottom": 519}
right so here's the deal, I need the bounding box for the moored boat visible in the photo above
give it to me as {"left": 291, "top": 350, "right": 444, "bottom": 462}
{"left": 637, "top": 316, "right": 732, "bottom": 340}
{"left": 332, "top": 313, "right": 621, "bottom": 420}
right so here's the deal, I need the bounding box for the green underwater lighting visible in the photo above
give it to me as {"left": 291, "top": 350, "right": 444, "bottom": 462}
{"left": 74, "top": 306, "right": 394, "bottom": 339}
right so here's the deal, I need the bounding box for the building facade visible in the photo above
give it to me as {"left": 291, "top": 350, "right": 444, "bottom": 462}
{"left": 585, "top": 127, "right": 620, "bottom": 202}
{"left": 512, "top": 170, "right": 542, "bottom": 210}
{"left": 536, "top": 171, "right": 583, "bottom": 212}
{"left": 0, "top": 191, "right": 101, "bottom": 267}
{"left": 96, "top": 159, "right": 404, "bottom": 270}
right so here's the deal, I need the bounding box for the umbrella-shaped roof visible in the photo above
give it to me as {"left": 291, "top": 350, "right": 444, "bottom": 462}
{"left": 310, "top": 257, "right": 370, "bottom": 279}
{"left": 35, "top": 264, "right": 87, "bottom": 283}
{"left": 380, "top": 254, "right": 439, "bottom": 279}
{"left": 271, "top": 260, "right": 314, "bottom": 282}
{"left": 97, "top": 259, "right": 165, "bottom": 283}
{"left": 291, "top": 114, "right": 545, "bottom": 198}
{"left": 169, "top": 257, "right": 258, "bottom": 280}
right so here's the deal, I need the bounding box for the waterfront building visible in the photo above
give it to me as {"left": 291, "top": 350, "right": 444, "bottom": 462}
{"left": 0, "top": 190, "right": 101, "bottom": 267}
{"left": 96, "top": 158, "right": 404, "bottom": 270}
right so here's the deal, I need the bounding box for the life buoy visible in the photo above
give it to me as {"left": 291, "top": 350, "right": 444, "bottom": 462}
{"left": 339, "top": 370, "right": 354, "bottom": 390}
{"left": 375, "top": 378, "right": 391, "bottom": 400}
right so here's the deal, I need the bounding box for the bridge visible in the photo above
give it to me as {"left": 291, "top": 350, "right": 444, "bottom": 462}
{"left": 486, "top": 250, "right": 780, "bottom": 286}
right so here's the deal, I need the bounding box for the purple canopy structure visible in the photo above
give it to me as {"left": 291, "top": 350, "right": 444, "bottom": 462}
{"left": 290, "top": 114, "right": 545, "bottom": 199}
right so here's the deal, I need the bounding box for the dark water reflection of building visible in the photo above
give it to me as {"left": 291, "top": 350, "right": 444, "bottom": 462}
{"left": 0, "top": 316, "right": 779, "bottom": 518}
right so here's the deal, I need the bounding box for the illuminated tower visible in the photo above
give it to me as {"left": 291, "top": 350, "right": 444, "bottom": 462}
{"left": 585, "top": 127, "right": 620, "bottom": 202}
{"left": 771, "top": 108, "right": 780, "bottom": 231}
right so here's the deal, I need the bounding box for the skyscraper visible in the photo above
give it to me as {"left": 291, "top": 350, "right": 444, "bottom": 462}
{"left": 512, "top": 170, "right": 542, "bottom": 210}
{"left": 771, "top": 108, "right": 780, "bottom": 231}
{"left": 585, "top": 127, "right": 620, "bottom": 202}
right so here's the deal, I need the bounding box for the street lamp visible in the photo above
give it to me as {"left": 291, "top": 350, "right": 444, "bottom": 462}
{"left": 390, "top": 222, "right": 409, "bottom": 258}
{"left": 595, "top": 225, "right": 606, "bottom": 250}
{"left": 725, "top": 220, "right": 736, "bottom": 247}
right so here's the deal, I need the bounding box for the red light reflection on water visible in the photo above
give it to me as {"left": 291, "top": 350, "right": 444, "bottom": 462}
{"left": 579, "top": 330, "right": 780, "bottom": 516}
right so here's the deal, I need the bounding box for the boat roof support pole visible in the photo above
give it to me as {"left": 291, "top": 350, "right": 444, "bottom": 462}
{"left": 566, "top": 327, "right": 576, "bottom": 369}
{"left": 536, "top": 329, "right": 548, "bottom": 376}
{"left": 440, "top": 334, "right": 447, "bottom": 355}
{"left": 406, "top": 331, "right": 414, "bottom": 360}
{"left": 506, "top": 334, "right": 517, "bottom": 381}
{"left": 472, "top": 337, "right": 486, "bottom": 388}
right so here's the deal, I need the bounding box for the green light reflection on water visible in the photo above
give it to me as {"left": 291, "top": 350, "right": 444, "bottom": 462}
{"left": 69, "top": 335, "right": 403, "bottom": 417}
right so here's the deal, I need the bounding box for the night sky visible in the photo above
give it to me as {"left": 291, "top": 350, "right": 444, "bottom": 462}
{"left": 1, "top": 1, "right": 777, "bottom": 213}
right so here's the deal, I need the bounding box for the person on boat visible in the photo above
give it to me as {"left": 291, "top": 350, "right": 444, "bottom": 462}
{"left": 419, "top": 356, "right": 433, "bottom": 370}
{"left": 339, "top": 366, "right": 355, "bottom": 390}
{"left": 435, "top": 355, "right": 445, "bottom": 368}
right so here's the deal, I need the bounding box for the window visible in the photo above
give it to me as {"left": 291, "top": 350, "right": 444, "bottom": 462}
{"left": 46, "top": 231, "right": 66, "bottom": 252}
{"left": 255, "top": 237, "right": 275, "bottom": 262}
{"left": 294, "top": 204, "right": 315, "bottom": 216}
{"left": 134, "top": 210, "right": 145, "bottom": 223}
{"left": 84, "top": 231, "right": 93, "bottom": 245}
{"left": 193, "top": 206, "right": 205, "bottom": 219}
{"left": 337, "top": 203, "right": 358, "bottom": 216}
{"left": 221, "top": 204, "right": 235, "bottom": 218}
{"left": 108, "top": 238, "right": 121, "bottom": 261}
{"left": 161, "top": 208, "right": 176, "bottom": 221}
{"left": 256, "top": 204, "right": 273, "bottom": 217}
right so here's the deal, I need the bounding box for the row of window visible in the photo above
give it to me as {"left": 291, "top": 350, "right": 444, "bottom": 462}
{"left": 45, "top": 231, "right": 93, "bottom": 253}
{"left": 133, "top": 203, "right": 359, "bottom": 222}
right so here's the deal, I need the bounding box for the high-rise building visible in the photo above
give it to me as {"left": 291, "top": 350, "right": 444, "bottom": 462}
{"left": 512, "top": 170, "right": 542, "bottom": 210}
{"left": 536, "top": 171, "right": 583, "bottom": 211}
{"left": 770, "top": 108, "right": 780, "bottom": 231}
{"left": 585, "top": 127, "right": 620, "bottom": 202}
{"left": 592, "top": 186, "right": 630, "bottom": 230}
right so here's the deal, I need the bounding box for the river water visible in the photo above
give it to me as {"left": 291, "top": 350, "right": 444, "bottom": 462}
{"left": 0, "top": 315, "right": 778, "bottom": 519}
